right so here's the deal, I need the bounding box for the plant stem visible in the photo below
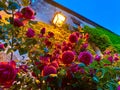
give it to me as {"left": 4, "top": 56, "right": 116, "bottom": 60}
{"left": 11, "top": 10, "right": 14, "bottom": 60}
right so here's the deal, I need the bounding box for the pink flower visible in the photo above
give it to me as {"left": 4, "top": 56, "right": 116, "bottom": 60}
{"left": 13, "top": 18, "right": 24, "bottom": 27}
{"left": 117, "top": 85, "right": 120, "bottom": 90}
{"left": 81, "top": 43, "right": 88, "bottom": 49}
{"left": 26, "top": 28, "right": 35, "bottom": 38}
{"left": 78, "top": 51, "right": 93, "bottom": 65}
{"left": 104, "top": 50, "right": 111, "bottom": 55}
{"left": 21, "top": 7, "right": 35, "bottom": 19}
{"left": 107, "top": 56, "right": 113, "bottom": 63}
{"left": 113, "top": 53, "right": 119, "bottom": 61}
{"left": 69, "top": 33, "right": 78, "bottom": 43}
{"left": 94, "top": 55, "right": 101, "bottom": 62}
{"left": 0, "top": 61, "right": 17, "bottom": 87}
{"left": 42, "top": 66, "right": 57, "bottom": 76}
{"left": 40, "top": 28, "right": 46, "bottom": 35}
{"left": 0, "top": 44, "right": 5, "bottom": 49}
{"left": 62, "top": 51, "right": 75, "bottom": 64}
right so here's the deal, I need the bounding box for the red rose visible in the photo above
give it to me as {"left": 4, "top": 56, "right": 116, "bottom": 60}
{"left": 78, "top": 51, "right": 93, "bottom": 65}
{"left": 62, "top": 51, "right": 75, "bottom": 64}
{"left": 21, "top": 7, "right": 35, "bottom": 19}
{"left": 42, "top": 66, "right": 57, "bottom": 76}
{"left": 13, "top": 18, "right": 24, "bottom": 27}
{"left": 0, "top": 44, "right": 5, "bottom": 49}
{"left": 44, "top": 39, "right": 51, "bottom": 47}
{"left": 49, "top": 61, "right": 59, "bottom": 69}
{"left": 69, "top": 33, "right": 78, "bottom": 43}
{"left": 41, "top": 28, "right": 46, "bottom": 35}
{"left": 14, "top": 12, "right": 23, "bottom": 19}
{"left": 0, "top": 61, "right": 17, "bottom": 87}
{"left": 26, "top": 28, "right": 35, "bottom": 38}
{"left": 48, "top": 32, "right": 54, "bottom": 38}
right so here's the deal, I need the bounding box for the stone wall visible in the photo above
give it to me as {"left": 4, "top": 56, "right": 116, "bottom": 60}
{"left": 30, "top": 0, "right": 94, "bottom": 29}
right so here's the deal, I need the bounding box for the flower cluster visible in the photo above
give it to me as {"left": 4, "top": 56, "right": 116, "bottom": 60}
{"left": 0, "top": 1, "right": 120, "bottom": 90}
{"left": 13, "top": 7, "right": 35, "bottom": 27}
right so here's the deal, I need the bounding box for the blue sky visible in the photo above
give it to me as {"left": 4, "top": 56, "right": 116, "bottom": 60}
{"left": 54, "top": 0, "right": 120, "bottom": 35}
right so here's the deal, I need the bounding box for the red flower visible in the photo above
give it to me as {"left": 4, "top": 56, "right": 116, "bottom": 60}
{"left": 69, "top": 33, "right": 78, "bottom": 43}
{"left": 70, "top": 63, "right": 79, "bottom": 72}
{"left": 84, "top": 33, "right": 89, "bottom": 40}
{"left": 13, "top": 18, "right": 24, "bottom": 27}
{"left": 26, "top": 28, "right": 35, "bottom": 38}
{"left": 42, "top": 66, "right": 57, "bottom": 76}
{"left": 62, "top": 51, "right": 75, "bottom": 64}
{"left": 55, "top": 44, "right": 61, "bottom": 49}
{"left": 0, "top": 61, "right": 17, "bottom": 87}
{"left": 0, "top": 15, "right": 2, "bottom": 19}
{"left": 44, "top": 39, "right": 51, "bottom": 47}
{"left": 21, "top": 7, "right": 35, "bottom": 19}
{"left": 73, "top": 32, "right": 80, "bottom": 38}
{"left": 0, "top": 44, "right": 5, "bottom": 49}
{"left": 48, "top": 32, "right": 54, "bottom": 38}
{"left": 41, "top": 28, "right": 46, "bottom": 35}
{"left": 62, "top": 46, "right": 71, "bottom": 52}
{"left": 40, "top": 56, "right": 50, "bottom": 65}
{"left": 14, "top": 12, "right": 23, "bottom": 19}
{"left": 78, "top": 51, "right": 93, "bottom": 65}
{"left": 49, "top": 60, "right": 59, "bottom": 69}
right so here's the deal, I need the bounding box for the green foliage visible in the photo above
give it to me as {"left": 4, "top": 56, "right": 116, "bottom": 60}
{"left": 83, "top": 26, "right": 120, "bottom": 52}
{"left": 113, "top": 44, "right": 120, "bottom": 53}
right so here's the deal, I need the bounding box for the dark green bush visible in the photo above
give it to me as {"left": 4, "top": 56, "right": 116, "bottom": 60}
{"left": 83, "top": 26, "right": 113, "bottom": 51}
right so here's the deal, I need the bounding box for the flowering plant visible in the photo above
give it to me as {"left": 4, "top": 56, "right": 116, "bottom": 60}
{"left": 0, "top": 1, "right": 120, "bottom": 90}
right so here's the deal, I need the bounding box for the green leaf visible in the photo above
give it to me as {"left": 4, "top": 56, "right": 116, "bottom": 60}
{"left": 101, "top": 59, "right": 111, "bottom": 64}
{"left": 97, "top": 87, "right": 102, "bottom": 90}
{"left": 89, "top": 61, "right": 98, "bottom": 68}
{"left": 92, "top": 76, "right": 99, "bottom": 83}
{"left": 79, "top": 63, "right": 86, "bottom": 67}
{"left": 19, "top": 48, "right": 28, "bottom": 55}
{"left": 106, "top": 83, "right": 114, "bottom": 90}
{"left": 0, "top": 1, "right": 7, "bottom": 10}
{"left": 113, "top": 67, "right": 120, "bottom": 70}
{"left": 7, "top": 48, "right": 13, "bottom": 54}
{"left": 47, "top": 87, "right": 51, "bottom": 90}
{"left": 96, "top": 68, "right": 107, "bottom": 79}
{"left": 8, "top": 1, "right": 20, "bottom": 10}
{"left": 58, "top": 69, "right": 66, "bottom": 77}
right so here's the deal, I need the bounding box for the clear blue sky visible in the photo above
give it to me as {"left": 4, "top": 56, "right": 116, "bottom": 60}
{"left": 54, "top": 0, "right": 120, "bottom": 35}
